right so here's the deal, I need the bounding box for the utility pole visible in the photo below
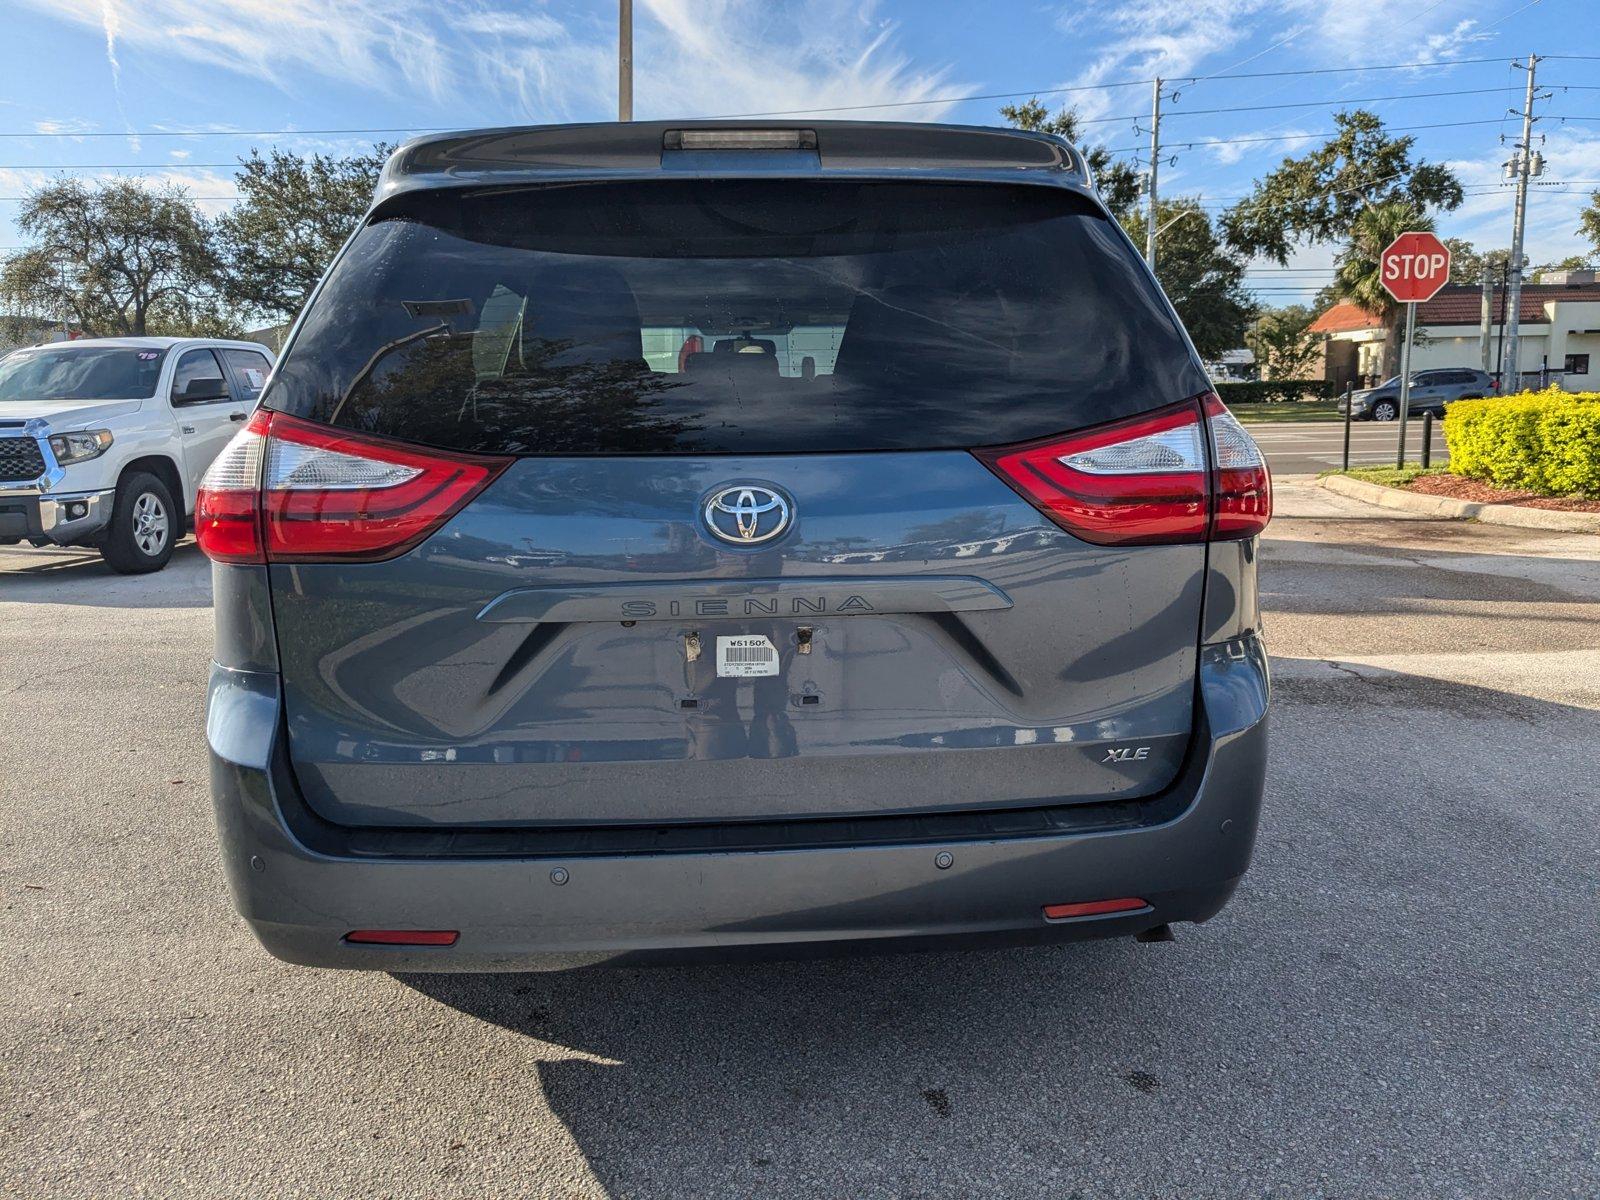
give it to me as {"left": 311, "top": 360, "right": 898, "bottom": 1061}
{"left": 618, "top": 0, "right": 633, "bottom": 122}
{"left": 1144, "top": 76, "right": 1162, "bottom": 270}
{"left": 1503, "top": 51, "right": 1543, "bottom": 391}
{"left": 1479, "top": 263, "right": 1493, "bottom": 374}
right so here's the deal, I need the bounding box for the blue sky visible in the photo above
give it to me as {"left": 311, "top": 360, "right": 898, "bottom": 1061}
{"left": 1, "top": 0, "right": 1597, "bottom": 306}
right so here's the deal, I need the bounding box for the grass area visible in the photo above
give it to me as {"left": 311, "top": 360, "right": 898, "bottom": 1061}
{"left": 1318, "top": 466, "right": 1448, "bottom": 486}
{"left": 1229, "top": 401, "right": 1341, "bottom": 423}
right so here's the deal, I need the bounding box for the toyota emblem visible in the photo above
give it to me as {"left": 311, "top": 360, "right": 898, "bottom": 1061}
{"left": 703, "top": 484, "right": 792, "bottom": 545}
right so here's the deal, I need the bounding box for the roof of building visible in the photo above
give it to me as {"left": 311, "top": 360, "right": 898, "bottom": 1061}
{"left": 1310, "top": 282, "right": 1600, "bottom": 334}
{"left": 1308, "top": 302, "right": 1382, "bottom": 334}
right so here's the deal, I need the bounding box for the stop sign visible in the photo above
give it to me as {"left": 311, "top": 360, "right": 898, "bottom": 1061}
{"left": 1380, "top": 231, "right": 1451, "bottom": 304}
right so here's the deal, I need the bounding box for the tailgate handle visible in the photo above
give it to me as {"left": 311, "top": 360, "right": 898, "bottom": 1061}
{"left": 477, "top": 576, "right": 1013, "bottom": 625}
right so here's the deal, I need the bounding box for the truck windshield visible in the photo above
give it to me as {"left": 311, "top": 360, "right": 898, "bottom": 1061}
{"left": 0, "top": 346, "right": 168, "bottom": 402}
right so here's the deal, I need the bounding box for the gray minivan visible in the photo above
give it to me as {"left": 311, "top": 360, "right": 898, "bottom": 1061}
{"left": 199, "top": 121, "right": 1272, "bottom": 970}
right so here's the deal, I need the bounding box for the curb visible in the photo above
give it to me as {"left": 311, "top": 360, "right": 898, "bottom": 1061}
{"left": 1316, "top": 474, "right": 1600, "bottom": 534}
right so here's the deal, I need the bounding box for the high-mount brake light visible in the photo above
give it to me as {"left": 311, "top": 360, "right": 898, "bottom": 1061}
{"left": 974, "top": 394, "right": 1270, "bottom": 545}
{"left": 195, "top": 412, "right": 510, "bottom": 565}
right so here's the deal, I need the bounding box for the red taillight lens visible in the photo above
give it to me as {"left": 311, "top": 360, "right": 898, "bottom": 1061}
{"left": 975, "top": 400, "right": 1209, "bottom": 545}
{"left": 195, "top": 412, "right": 510, "bottom": 565}
{"left": 262, "top": 415, "right": 508, "bottom": 561}
{"left": 1203, "top": 394, "right": 1272, "bottom": 540}
{"left": 195, "top": 409, "right": 271, "bottom": 564}
{"left": 974, "top": 394, "right": 1270, "bottom": 546}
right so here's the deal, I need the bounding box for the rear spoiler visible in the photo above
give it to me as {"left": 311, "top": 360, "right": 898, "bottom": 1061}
{"left": 374, "top": 119, "right": 1090, "bottom": 204}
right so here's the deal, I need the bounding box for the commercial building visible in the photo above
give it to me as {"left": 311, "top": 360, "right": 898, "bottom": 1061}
{"left": 1308, "top": 269, "right": 1600, "bottom": 391}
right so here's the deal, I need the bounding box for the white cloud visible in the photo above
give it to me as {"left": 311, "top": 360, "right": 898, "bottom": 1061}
{"left": 0, "top": 166, "right": 238, "bottom": 211}
{"left": 1438, "top": 125, "right": 1600, "bottom": 265}
{"left": 1415, "top": 19, "right": 1494, "bottom": 64}
{"left": 1047, "top": 0, "right": 1305, "bottom": 123}
{"left": 34, "top": 118, "right": 97, "bottom": 137}
{"left": 21, "top": 0, "right": 459, "bottom": 101}
{"left": 1283, "top": 1, "right": 1510, "bottom": 71}
{"left": 14, "top": 0, "right": 969, "bottom": 123}
{"left": 1189, "top": 125, "right": 1320, "bottom": 166}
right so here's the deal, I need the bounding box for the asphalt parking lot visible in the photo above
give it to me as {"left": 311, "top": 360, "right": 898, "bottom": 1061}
{"left": 4, "top": 478, "right": 1598, "bottom": 1199}
{"left": 1243, "top": 419, "right": 1450, "bottom": 475}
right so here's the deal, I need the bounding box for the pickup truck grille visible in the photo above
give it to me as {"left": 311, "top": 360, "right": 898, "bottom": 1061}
{"left": 0, "top": 436, "right": 47, "bottom": 482}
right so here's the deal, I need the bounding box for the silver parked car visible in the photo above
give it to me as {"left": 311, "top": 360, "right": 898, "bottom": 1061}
{"left": 1340, "top": 368, "right": 1496, "bottom": 421}
{"left": 198, "top": 121, "right": 1272, "bottom": 970}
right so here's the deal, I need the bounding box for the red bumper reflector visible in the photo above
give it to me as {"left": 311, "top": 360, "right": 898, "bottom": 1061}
{"left": 344, "top": 929, "right": 459, "bottom": 946}
{"left": 1042, "top": 898, "right": 1149, "bottom": 921}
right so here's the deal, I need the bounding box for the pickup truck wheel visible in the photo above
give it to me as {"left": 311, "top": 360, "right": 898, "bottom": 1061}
{"left": 100, "top": 471, "right": 177, "bottom": 574}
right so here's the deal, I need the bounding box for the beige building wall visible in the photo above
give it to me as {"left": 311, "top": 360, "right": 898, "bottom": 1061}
{"left": 1322, "top": 297, "right": 1600, "bottom": 390}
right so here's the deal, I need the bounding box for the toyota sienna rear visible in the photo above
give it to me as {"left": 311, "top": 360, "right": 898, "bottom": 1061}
{"left": 200, "top": 121, "right": 1271, "bottom": 970}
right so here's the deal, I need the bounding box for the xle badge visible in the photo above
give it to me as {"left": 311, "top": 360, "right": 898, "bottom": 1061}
{"left": 1103, "top": 746, "right": 1151, "bottom": 763}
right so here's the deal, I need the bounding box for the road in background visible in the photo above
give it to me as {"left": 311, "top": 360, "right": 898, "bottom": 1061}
{"left": 4, "top": 488, "right": 1598, "bottom": 1198}
{"left": 1246, "top": 420, "right": 1450, "bottom": 476}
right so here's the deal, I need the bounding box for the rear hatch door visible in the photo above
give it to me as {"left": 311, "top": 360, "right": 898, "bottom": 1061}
{"left": 262, "top": 175, "right": 1214, "bottom": 827}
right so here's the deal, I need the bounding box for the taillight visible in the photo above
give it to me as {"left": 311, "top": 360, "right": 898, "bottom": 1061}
{"left": 196, "top": 411, "right": 510, "bottom": 565}
{"left": 1203, "top": 393, "right": 1271, "bottom": 540}
{"left": 975, "top": 400, "right": 1208, "bottom": 545}
{"left": 974, "top": 394, "right": 1269, "bottom": 545}
{"left": 195, "top": 409, "right": 270, "bottom": 564}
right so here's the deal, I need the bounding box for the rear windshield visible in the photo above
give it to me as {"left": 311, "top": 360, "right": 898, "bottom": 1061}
{"left": 0, "top": 346, "right": 167, "bottom": 402}
{"left": 268, "top": 180, "right": 1204, "bottom": 454}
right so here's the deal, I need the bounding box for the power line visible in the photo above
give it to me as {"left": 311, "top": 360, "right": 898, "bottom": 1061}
{"left": 1101, "top": 115, "right": 1533, "bottom": 156}
{"left": 0, "top": 55, "right": 1518, "bottom": 139}
{"left": 1183, "top": 55, "right": 1510, "bottom": 84}
{"left": 31, "top": 88, "right": 1523, "bottom": 168}
{"left": 1161, "top": 88, "right": 1512, "bottom": 119}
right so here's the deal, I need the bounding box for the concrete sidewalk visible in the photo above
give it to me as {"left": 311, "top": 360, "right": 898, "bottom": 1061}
{"left": 1315, "top": 471, "right": 1600, "bottom": 534}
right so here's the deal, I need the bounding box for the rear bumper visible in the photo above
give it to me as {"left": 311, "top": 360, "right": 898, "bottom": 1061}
{"left": 206, "top": 635, "right": 1270, "bottom": 971}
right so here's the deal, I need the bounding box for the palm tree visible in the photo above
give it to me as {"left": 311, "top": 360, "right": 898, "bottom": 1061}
{"left": 1334, "top": 200, "right": 1434, "bottom": 381}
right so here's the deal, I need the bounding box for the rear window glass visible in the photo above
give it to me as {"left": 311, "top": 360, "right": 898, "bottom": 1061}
{"left": 268, "top": 180, "right": 1204, "bottom": 455}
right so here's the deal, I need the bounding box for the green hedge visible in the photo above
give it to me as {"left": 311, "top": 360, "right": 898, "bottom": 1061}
{"left": 1445, "top": 388, "right": 1600, "bottom": 497}
{"left": 1214, "top": 379, "right": 1339, "bottom": 404}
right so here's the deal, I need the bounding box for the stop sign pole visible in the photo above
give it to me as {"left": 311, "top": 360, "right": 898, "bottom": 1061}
{"left": 1380, "top": 232, "right": 1452, "bottom": 468}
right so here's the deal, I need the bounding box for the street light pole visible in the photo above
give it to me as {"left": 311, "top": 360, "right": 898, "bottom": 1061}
{"left": 1503, "top": 51, "right": 1539, "bottom": 391}
{"left": 618, "top": 0, "right": 633, "bottom": 122}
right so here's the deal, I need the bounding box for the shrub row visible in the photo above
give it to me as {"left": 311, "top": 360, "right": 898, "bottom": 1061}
{"left": 1445, "top": 388, "right": 1600, "bottom": 497}
{"left": 1214, "top": 379, "right": 1339, "bottom": 405}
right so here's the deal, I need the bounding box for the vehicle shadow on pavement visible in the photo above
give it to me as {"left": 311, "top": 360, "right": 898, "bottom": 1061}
{"left": 393, "top": 660, "right": 1600, "bottom": 1197}
{"left": 398, "top": 937, "right": 1172, "bottom": 1194}
{"left": 0, "top": 541, "right": 212, "bottom": 607}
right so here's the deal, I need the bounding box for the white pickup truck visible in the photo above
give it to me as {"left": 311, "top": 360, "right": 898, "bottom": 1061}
{"left": 0, "top": 336, "right": 275, "bottom": 573}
